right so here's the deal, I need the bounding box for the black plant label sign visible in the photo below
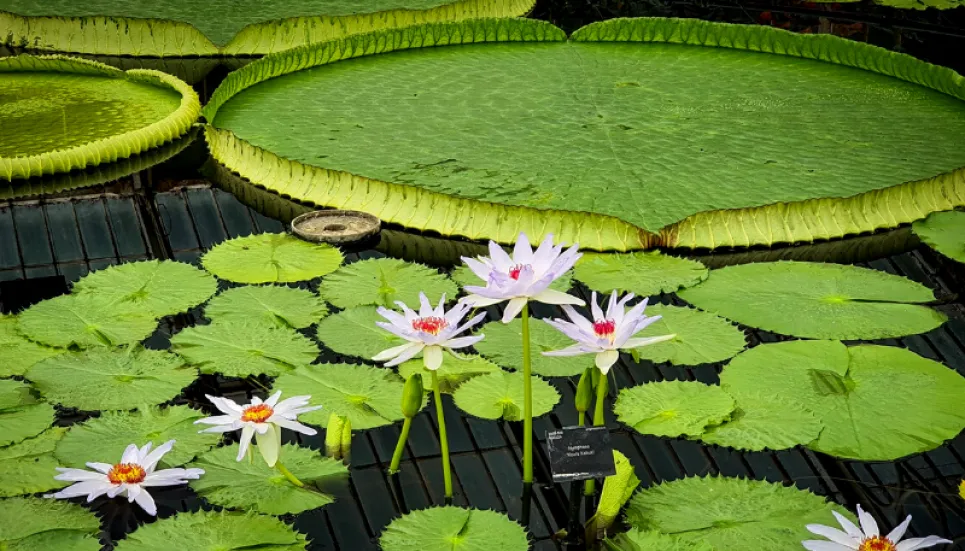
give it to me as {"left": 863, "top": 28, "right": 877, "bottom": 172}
{"left": 546, "top": 426, "right": 616, "bottom": 483}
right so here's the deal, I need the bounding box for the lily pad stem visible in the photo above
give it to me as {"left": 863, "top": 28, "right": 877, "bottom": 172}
{"left": 432, "top": 370, "right": 453, "bottom": 500}
{"left": 388, "top": 417, "right": 413, "bottom": 475}
{"left": 585, "top": 372, "right": 609, "bottom": 497}
{"left": 522, "top": 302, "right": 534, "bottom": 484}
{"left": 275, "top": 462, "right": 304, "bottom": 488}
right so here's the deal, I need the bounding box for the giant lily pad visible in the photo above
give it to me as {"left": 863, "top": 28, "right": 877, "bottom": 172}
{"left": 0, "top": 498, "right": 101, "bottom": 551}
{"left": 27, "top": 347, "right": 197, "bottom": 411}
{"left": 398, "top": 355, "right": 502, "bottom": 394}
{"left": 55, "top": 405, "right": 220, "bottom": 468}
{"left": 614, "top": 381, "right": 735, "bottom": 438}
{"left": 114, "top": 510, "right": 307, "bottom": 551}
{"left": 721, "top": 340, "right": 965, "bottom": 460}
{"left": 188, "top": 443, "right": 349, "bottom": 515}
{"left": 17, "top": 293, "right": 159, "bottom": 349}
{"left": 318, "top": 257, "right": 458, "bottom": 309}
{"left": 574, "top": 253, "right": 708, "bottom": 296}
{"left": 626, "top": 476, "right": 852, "bottom": 551}
{"left": 170, "top": 320, "right": 319, "bottom": 377}
{"left": 678, "top": 261, "right": 947, "bottom": 340}
{"left": 0, "top": 55, "right": 199, "bottom": 180}
{"left": 475, "top": 318, "right": 590, "bottom": 377}
{"left": 0, "top": 0, "right": 536, "bottom": 56}
{"left": 380, "top": 506, "right": 528, "bottom": 551}
{"left": 205, "top": 17, "right": 965, "bottom": 251}
{"left": 0, "top": 428, "right": 68, "bottom": 497}
{"left": 0, "top": 379, "right": 54, "bottom": 447}
{"left": 913, "top": 210, "right": 965, "bottom": 264}
{"left": 201, "top": 233, "right": 344, "bottom": 284}
{"left": 204, "top": 285, "right": 329, "bottom": 329}
{"left": 273, "top": 363, "right": 414, "bottom": 429}
{"left": 630, "top": 305, "right": 746, "bottom": 366}
{"left": 451, "top": 370, "right": 559, "bottom": 421}
{"left": 0, "top": 314, "right": 63, "bottom": 376}
{"left": 314, "top": 306, "right": 406, "bottom": 360}
{"left": 72, "top": 260, "right": 217, "bottom": 318}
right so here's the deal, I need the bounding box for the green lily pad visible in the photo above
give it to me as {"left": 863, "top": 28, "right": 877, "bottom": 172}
{"left": 0, "top": 498, "right": 101, "bottom": 551}
{"left": 626, "top": 476, "right": 852, "bottom": 551}
{"left": 474, "top": 318, "right": 590, "bottom": 377}
{"left": 0, "top": 428, "right": 69, "bottom": 497}
{"left": 315, "top": 306, "right": 406, "bottom": 360}
{"left": 699, "top": 391, "right": 823, "bottom": 452}
{"left": 398, "top": 355, "right": 502, "bottom": 394}
{"left": 451, "top": 371, "right": 559, "bottom": 421}
{"left": 0, "top": 314, "right": 64, "bottom": 377}
{"left": 721, "top": 340, "right": 965, "bottom": 461}
{"left": 318, "top": 257, "right": 458, "bottom": 309}
{"left": 913, "top": 210, "right": 965, "bottom": 264}
{"left": 678, "top": 261, "right": 947, "bottom": 340}
{"left": 380, "top": 506, "right": 528, "bottom": 551}
{"left": 188, "top": 443, "right": 349, "bottom": 515}
{"left": 605, "top": 530, "right": 713, "bottom": 551}
{"left": 630, "top": 305, "right": 746, "bottom": 366}
{"left": 273, "top": 363, "right": 414, "bottom": 429}
{"left": 72, "top": 260, "right": 217, "bottom": 318}
{"left": 0, "top": 380, "right": 54, "bottom": 447}
{"left": 201, "top": 233, "right": 344, "bottom": 284}
{"left": 114, "top": 510, "right": 307, "bottom": 551}
{"left": 27, "top": 347, "right": 197, "bottom": 411}
{"left": 614, "top": 381, "right": 735, "bottom": 438}
{"left": 55, "top": 405, "right": 220, "bottom": 468}
{"left": 574, "top": 252, "right": 708, "bottom": 296}
{"left": 17, "top": 293, "right": 160, "bottom": 348}
{"left": 452, "top": 264, "right": 573, "bottom": 292}
{"left": 170, "top": 320, "right": 319, "bottom": 377}
{"left": 204, "top": 285, "right": 330, "bottom": 329}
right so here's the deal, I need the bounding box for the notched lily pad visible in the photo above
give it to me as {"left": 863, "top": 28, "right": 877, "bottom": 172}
{"left": 0, "top": 497, "right": 101, "bottom": 551}
{"left": 171, "top": 320, "right": 319, "bottom": 377}
{"left": 913, "top": 210, "right": 965, "bottom": 264}
{"left": 630, "top": 305, "right": 746, "bottom": 366}
{"left": 72, "top": 260, "right": 217, "bottom": 318}
{"left": 452, "top": 371, "right": 559, "bottom": 421}
{"left": 380, "top": 506, "right": 529, "bottom": 551}
{"left": 0, "top": 379, "right": 54, "bottom": 447}
{"left": 699, "top": 391, "right": 823, "bottom": 452}
{"left": 204, "top": 285, "right": 329, "bottom": 328}
{"left": 0, "top": 428, "right": 69, "bottom": 497}
{"left": 17, "top": 293, "right": 159, "bottom": 349}
{"left": 614, "top": 381, "right": 735, "bottom": 438}
{"left": 114, "top": 510, "right": 307, "bottom": 551}
{"left": 201, "top": 233, "right": 344, "bottom": 284}
{"left": 314, "top": 306, "right": 406, "bottom": 360}
{"left": 318, "top": 257, "right": 458, "bottom": 309}
{"left": 575, "top": 252, "right": 708, "bottom": 296}
{"left": 0, "top": 314, "right": 64, "bottom": 377}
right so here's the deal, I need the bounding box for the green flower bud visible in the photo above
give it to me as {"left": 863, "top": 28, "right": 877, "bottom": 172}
{"left": 402, "top": 373, "right": 424, "bottom": 419}
{"left": 325, "top": 413, "right": 351, "bottom": 460}
{"left": 575, "top": 367, "right": 595, "bottom": 414}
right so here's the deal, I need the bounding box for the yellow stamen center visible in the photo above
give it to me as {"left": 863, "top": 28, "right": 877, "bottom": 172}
{"left": 241, "top": 403, "right": 274, "bottom": 423}
{"left": 107, "top": 463, "right": 146, "bottom": 485}
{"left": 859, "top": 536, "right": 896, "bottom": 551}
{"left": 412, "top": 316, "right": 448, "bottom": 336}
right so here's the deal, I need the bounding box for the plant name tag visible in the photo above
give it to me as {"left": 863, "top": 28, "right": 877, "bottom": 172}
{"left": 546, "top": 426, "right": 616, "bottom": 483}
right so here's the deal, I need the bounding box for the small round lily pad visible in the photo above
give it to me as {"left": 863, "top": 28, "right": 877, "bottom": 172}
{"left": 17, "top": 293, "right": 159, "bottom": 349}
{"left": 380, "top": 506, "right": 528, "bottom": 551}
{"left": 72, "top": 260, "right": 217, "bottom": 318}
{"left": 0, "top": 379, "right": 54, "bottom": 447}
{"left": 315, "top": 306, "right": 405, "bottom": 360}
{"left": 913, "top": 210, "right": 965, "bottom": 264}
{"left": 170, "top": 320, "right": 319, "bottom": 377}
{"left": 574, "top": 252, "right": 708, "bottom": 296}
{"left": 201, "top": 232, "right": 344, "bottom": 283}
{"left": 318, "top": 257, "right": 458, "bottom": 309}
{"left": 452, "top": 371, "right": 560, "bottom": 421}
{"left": 474, "top": 318, "right": 590, "bottom": 377}
{"left": 0, "top": 314, "right": 63, "bottom": 377}
{"left": 204, "top": 285, "right": 329, "bottom": 328}
{"left": 630, "top": 305, "right": 746, "bottom": 366}
{"left": 614, "top": 381, "right": 735, "bottom": 438}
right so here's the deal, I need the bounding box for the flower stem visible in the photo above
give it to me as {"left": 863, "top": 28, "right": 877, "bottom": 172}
{"left": 585, "top": 372, "right": 609, "bottom": 497}
{"left": 432, "top": 370, "right": 453, "bottom": 500}
{"left": 388, "top": 417, "right": 413, "bottom": 475}
{"left": 275, "top": 462, "right": 304, "bottom": 488}
{"left": 521, "top": 302, "right": 534, "bottom": 484}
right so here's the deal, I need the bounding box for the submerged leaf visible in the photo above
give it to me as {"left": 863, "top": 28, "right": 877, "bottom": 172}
{"left": 205, "top": 285, "right": 329, "bottom": 328}
{"left": 201, "top": 233, "right": 344, "bottom": 284}
{"left": 574, "top": 252, "right": 708, "bottom": 296}
{"left": 614, "top": 381, "right": 735, "bottom": 438}
{"left": 27, "top": 347, "right": 197, "bottom": 411}
{"left": 56, "top": 405, "right": 219, "bottom": 468}
{"left": 188, "top": 444, "right": 348, "bottom": 515}
{"left": 273, "top": 363, "right": 415, "bottom": 430}
{"left": 913, "top": 210, "right": 965, "bottom": 264}
{"left": 679, "top": 261, "right": 946, "bottom": 340}
{"left": 0, "top": 380, "right": 54, "bottom": 447}
{"left": 72, "top": 260, "right": 217, "bottom": 318}
{"left": 17, "top": 293, "right": 159, "bottom": 348}
{"left": 0, "top": 428, "right": 68, "bottom": 497}
{"left": 380, "top": 506, "right": 528, "bottom": 551}
{"left": 397, "top": 355, "right": 502, "bottom": 394}
{"left": 452, "top": 371, "right": 559, "bottom": 421}
{"left": 171, "top": 320, "right": 319, "bottom": 377}
{"left": 0, "top": 497, "right": 101, "bottom": 551}
{"left": 626, "top": 476, "right": 852, "bottom": 551}
{"left": 475, "top": 318, "right": 590, "bottom": 377}
{"left": 721, "top": 340, "right": 965, "bottom": 460}
{"left": 318, "top": 257, "right": 458, "bottom": 309}
{"left": 314, "top": 306, "right": 406, "bottom": 360}
{"left": 114, "top": 510, "right": 307, "bottom": 551}
{"left": 0, "top": 314, "right": 64, "bottom": 377}
{"left": 631, "top": 305, "right": 746, "bottom": 366}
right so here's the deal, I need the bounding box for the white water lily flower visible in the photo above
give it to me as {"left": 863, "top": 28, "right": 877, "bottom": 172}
{"left": 803, "top": 504, "right": 951, "bottom": 551}
{"left": 541, "top": 291, "right": 676, "bottom": 374}
{"left": 48, "top": 440, "right": 203, "bottom": 516}
{"left": 373, "top": 292, "right": 486, "bottom": 370}
{"left": 195, "top": 391, "right": 321, "bottom": 468}
{"left": 460, "top": 233, "right": 584, "bottom": 323}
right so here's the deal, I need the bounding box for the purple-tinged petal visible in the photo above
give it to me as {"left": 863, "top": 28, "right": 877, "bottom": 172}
{"left": 896, "top": 536, "right": 954, "bottom": 551}
{"left": 489, "top": 240, "right": 514, "bottom": 271}
{"left": 462, "top": 257, "right": 494, "bottom": 283}
{"left": 442, "top": 335, "right": 485, "bottom": 349}
{"left": 513, "top": 233, "right": 534, "bottom": 265}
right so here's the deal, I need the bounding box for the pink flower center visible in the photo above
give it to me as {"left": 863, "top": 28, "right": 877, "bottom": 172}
{"left": 508, "top": 264, "right": 529, "bottom": 280}
{"left": 108, "top": 463, "right": 146, "bottom": 485}
{"left": 593, "top": 319, "right": 616, "bottom": 338}
{"left": 412, "top": 316, "right": 448, "bottom": 336}
{"left": 241, "top": 403, "right": 274, "bottom": 423}
{"left": 858, "top": 537, "right": 896, "bottom": 551}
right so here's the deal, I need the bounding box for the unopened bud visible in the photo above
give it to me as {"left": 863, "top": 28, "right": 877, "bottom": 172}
{"left": 576, "top": 367, "right": 594, "bottom": 414}
{"left": 326, "top": 413, "right": 351, "bottom": 461}
{"left": 402, "top": 373, "right": 424, "bottom": 419}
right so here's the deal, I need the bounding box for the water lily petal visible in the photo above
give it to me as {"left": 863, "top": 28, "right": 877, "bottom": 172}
{"left": 857, "top": 505, "right": 879, "bottom": 537}
{"left": 501, "top": 297, "right": 528, "bottom": 323}
{"left": 441, "top": 335, "right": 484, "bottom": 350}
{"left": 236, "top": 425, "right": 255, "bottom": 462}
{"left": 373, "top": 342, "right": 421, "bottom": 363}
{"left": 141, "top": 440, "right": 176, "bottom": 473}
{"left": 462, "top": 257, "right": 494, "bottom": 283}
{"left": 131, "top": 487, "right": 157, "bottom": 516}
{"left": 532, "top": 288, "right": 584, "bottom": 306}
{"left": 513, "top": 233, "right": 534, "bottom": 265}
{"left": 54, "top": 468, "right": 105, "bottom": 482}
{"left": 896, "top": 536, "right": 954, "bottom": 551}
{"left": 423, "top": 345, "right": 444, "bottom": 370}
{"left": 256, "top": 423, "right": 281, "bottom": 467}
{"left": 886, "top": 515, "right": 913, "bottom": 543}
{"left": 595, "top": 349, "right": 620, "bottom": 373}
{"left": 805, "top": 524, "right": 860, "bottom": 547}
{"left": 272, "top": 417, "right": 318, "bottom": 436}
{"left": 489, "top": 240, "right": 514, "bottom": 271}
{"left": 832, "top": 511, "right": 865, "bottom": 539}
{"left": 622, "top": 334, "right": 676, "bottom": 350}
{"left": 542, "top": 344, "right": 590, "bottom": 357}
